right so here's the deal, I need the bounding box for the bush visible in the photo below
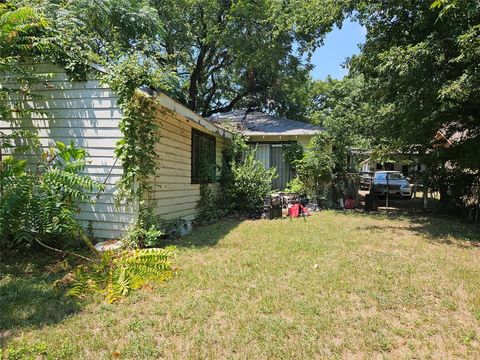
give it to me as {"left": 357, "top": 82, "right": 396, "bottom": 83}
{"left": 219, "top": 134, "right": 277, "bottom": 215}
{"left": 0, "top": 139, "right": 104, "bottom": 249}
{"left": 282, "top": 142, "right": 304, "bottom": 174}
{"left": 196, "top": 183, "right": 224, "bottom": 225}
{"left": 295, "top": 133, "right": 333, "bottom": 203}
{"left": 196, "top": 155, "right": 223, "bottom": 225}
{"left": 123, "top": 221, "right": 164, "bottom": 249}
{"left": 219, "top": 133, "right": 248, "bottom": 196}
{"left": 228, "top": 148, "right": 277, "bottom": 214}
{"left": 284, "top": 177, "right": 306, "bottom": 193}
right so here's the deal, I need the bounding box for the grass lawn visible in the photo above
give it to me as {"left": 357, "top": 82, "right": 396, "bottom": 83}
{"left": 1, "top": 211, "right": 480, "bottom": 359}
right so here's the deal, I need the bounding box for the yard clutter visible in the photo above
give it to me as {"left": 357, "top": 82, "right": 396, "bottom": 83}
{"left": 288, "top": 203, "right": 310, "bottom": 218}
{"left": 263, "top": 193, "right": 313, "bottom": 219}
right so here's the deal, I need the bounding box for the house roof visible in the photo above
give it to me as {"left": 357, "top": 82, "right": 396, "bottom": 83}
{"left": 208, "top": 110, "right": 325, "bottom": 136}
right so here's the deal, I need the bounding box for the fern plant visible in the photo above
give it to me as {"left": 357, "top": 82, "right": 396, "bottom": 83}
{"left": 67, "top": 247, "right": 176, "bottom": 303}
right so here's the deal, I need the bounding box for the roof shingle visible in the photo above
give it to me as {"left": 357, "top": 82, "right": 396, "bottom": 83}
{"left": 208, "top": 110, "right": 324, "bottom": 136}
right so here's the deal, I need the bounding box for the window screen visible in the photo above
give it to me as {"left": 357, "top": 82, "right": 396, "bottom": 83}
{"left": 191, "top": 129, "right": 216, "bottom": 184}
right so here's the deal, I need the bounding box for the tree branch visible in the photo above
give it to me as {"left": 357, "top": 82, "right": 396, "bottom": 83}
{"left": 205, "top": 89, "right": 250, "bottom": 117}
{"left": 35, "top": 238, "right": 96, "bottom": 263}
{"left": 201, "top": 74, "right": 218, "bottom": 117}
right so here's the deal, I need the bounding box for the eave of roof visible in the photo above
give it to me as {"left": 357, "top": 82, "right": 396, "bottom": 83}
{"left": 152, "top": 92, "right": 233, "bottom": 139}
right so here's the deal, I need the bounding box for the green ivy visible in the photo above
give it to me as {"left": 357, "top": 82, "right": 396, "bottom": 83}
{"left": 104, "top": 57, "right": 161, "bottom": 208}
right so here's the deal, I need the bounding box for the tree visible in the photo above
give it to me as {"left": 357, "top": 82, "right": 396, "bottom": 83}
{"left": 350, "top": 0, "right": 479, "bottom": 169}
{"left": 0, "top": 3, "right": 50, "bottom": 118}
{"left": 295, "top": 133, "right": 333, "bottom": 203}
{"left": 307, "top": 75, "right": 375, "bottom": 171}
{"left": 20, "top": 0, "right": 347, "bottom": 117}
{"left": 348, "top": 0, "right": 480, "bottom": 210}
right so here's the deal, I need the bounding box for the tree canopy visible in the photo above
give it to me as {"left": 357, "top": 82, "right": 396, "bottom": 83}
{"left": 350, "top": 0, "right": 480, "bottom": 170}
{"left": 11, "top": 0, "right": 348, "bottom": 117}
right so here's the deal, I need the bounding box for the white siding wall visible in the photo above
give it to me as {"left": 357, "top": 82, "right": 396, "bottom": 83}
{"left": 0, "top": 64, "right": 133, "bottom": 239}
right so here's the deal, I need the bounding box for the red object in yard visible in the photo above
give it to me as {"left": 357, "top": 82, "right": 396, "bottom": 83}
{"left": 344, "top": 198, "right": 355, "bottom": 209}
{"left": 288, "top": 204, "right": 310, "bottom": 218}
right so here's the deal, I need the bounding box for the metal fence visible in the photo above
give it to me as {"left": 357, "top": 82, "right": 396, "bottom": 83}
{"left": 320, "top": 172, "right": 480, "bottom": 223}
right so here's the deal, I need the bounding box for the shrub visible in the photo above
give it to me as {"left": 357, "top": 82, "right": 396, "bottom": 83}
{"left": 284, "top": 177, "right": 306, "bottom": 193}
{"left": 228, "top": 148, "right": 277, "bottom": 214}
{"left": 196, "top": 182, "right": 224, "bottom": 225}
{"left": 123, "top": 221, "right": 164, "bottom": 249}
{"left": 0, "top": 139, "right": 104, "bottom": 249}
{"left": 120, "top": 204, "right": 168, "bottom": 248}
{"left": 196, "top": 155, "right": 223, "bottom": 225}
{"left": 282, "top": 142, "right": 304, "bottom": 174}
{"left": 295, "top": 133, "right": 333, "bottom": 203}
{"left": 219, "top": 134, "right": 277, "bottom": 215}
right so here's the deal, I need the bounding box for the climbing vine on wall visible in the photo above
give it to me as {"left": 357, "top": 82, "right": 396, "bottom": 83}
{"left": 115, "top": 92, "right": 159, "bottom": 204}
{"left": 104, "top": 57, "right": 161, "bottom": 209}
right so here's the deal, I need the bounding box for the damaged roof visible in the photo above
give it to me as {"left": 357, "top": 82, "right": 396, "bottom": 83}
{"left": 208, "top": 110, "right": 325, "bottom": 136}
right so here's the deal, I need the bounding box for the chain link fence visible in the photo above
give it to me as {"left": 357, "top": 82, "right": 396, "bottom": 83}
{"left": 316, "top": 173, "right": 361, "bottom": 209}
{"left": 316, "top": 171, "right": 480, "bottom": 223}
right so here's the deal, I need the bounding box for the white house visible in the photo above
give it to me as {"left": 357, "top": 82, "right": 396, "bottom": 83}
{"left": 1, "top": 63, "right": 232, "bottom": 239}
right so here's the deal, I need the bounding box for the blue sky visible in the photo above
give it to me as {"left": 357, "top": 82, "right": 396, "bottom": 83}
{"left": 310, "top": 18, "right": 366, "bottom": 80}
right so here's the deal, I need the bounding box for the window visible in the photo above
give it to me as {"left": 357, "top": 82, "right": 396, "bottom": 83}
{"left": 249, "top": 142, "right": 294, "bottom": 190}
{"left": 191, "top": 129, "right": 216, "bottom": 184}
{"left": 388, "top": 172, "right": 405, "bottom": 180}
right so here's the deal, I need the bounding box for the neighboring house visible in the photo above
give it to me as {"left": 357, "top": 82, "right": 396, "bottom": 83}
{"left": 1, "top": 63, "right": 232, "bottom": 239}
{"left": 210, "top": 110, "right": 325, "bottom": 189}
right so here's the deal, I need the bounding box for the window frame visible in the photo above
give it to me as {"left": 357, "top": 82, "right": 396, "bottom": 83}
{"left": 191, "top": 128, "right": 216, "bottom": 184}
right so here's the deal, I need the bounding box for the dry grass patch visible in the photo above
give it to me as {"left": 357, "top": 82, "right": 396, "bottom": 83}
{"left": 1, "top": 211, "right": 479, "bottom": 359}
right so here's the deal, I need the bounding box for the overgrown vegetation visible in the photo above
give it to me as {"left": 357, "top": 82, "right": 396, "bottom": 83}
{"left": 282, "top": 142, "right": 304, "bottom": 175}
{"left": 218, "top": 134, "right": 277, "bottom": 216}
{"left": 285, "top": 134, "right": 334, "bottom": 204}
{"left": 229, "top": 149, "right": 277, "bottom": 215}
{"left": 347, "top": 0, "right": 480, "bottom": 217}
{"left": 17, "top": 0, "right": 346, "bottom": 118}
{"left": 104, "top": 55, "right": 179, "bottom": 243}
{"left": 0, "top": 3, "right": 51, "bottom": 118}
{"left": 104, "top": 57, "right": 163, "bottom": 206}
{"left": 0, "top": 139, "right": 103, "bottom": 251}
{"left": 0, "top": 137, "right": 176, "bottom": 302}
{"left": 0, "top": 3, "right": 180, "bottom": 308}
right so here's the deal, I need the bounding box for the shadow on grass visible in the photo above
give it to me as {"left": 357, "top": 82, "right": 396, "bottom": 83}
{"left": 353, "top": 211, "right": 480, "bottom": 247}
{"left": 0, "top": 251, "right": 80, "bottom": 340}
{"left": 166, "top": 218, "right": 242, "bottom": 249}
